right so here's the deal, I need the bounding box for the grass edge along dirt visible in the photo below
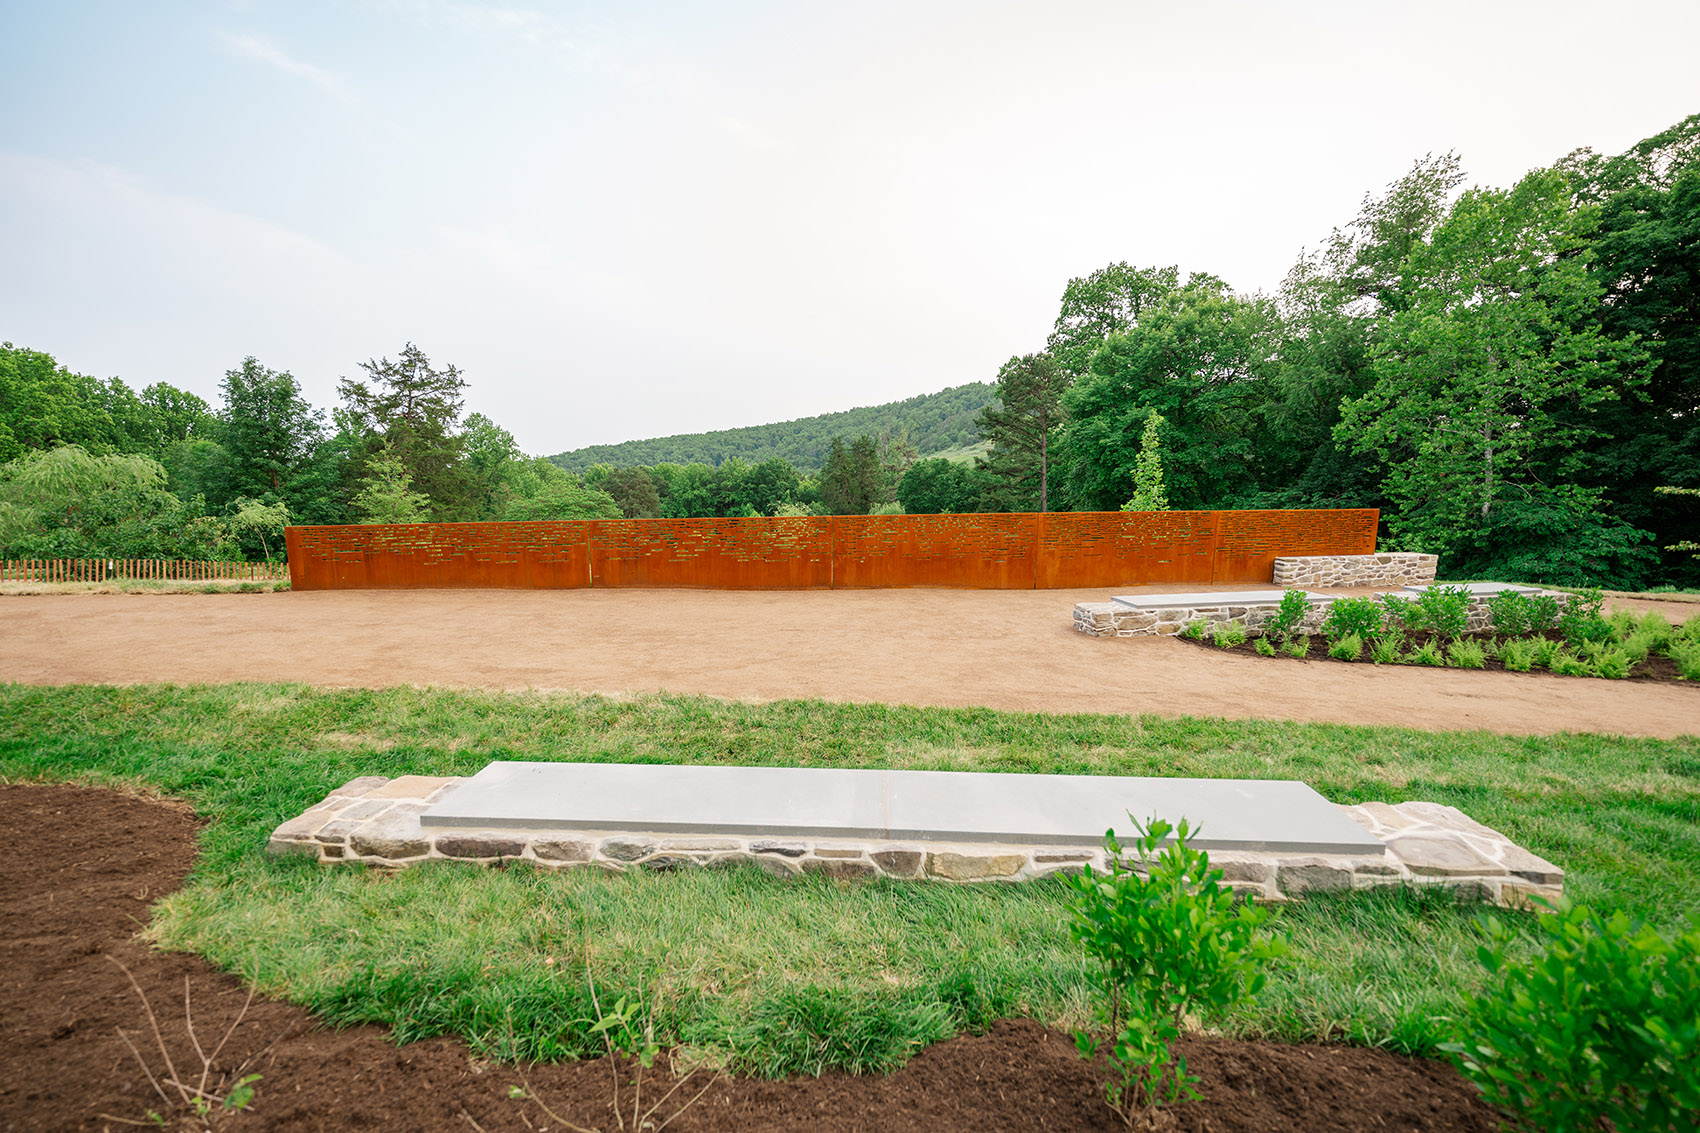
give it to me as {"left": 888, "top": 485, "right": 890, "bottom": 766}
{"left": 1, "top": 683, "right": 1696, "bottom": 1079}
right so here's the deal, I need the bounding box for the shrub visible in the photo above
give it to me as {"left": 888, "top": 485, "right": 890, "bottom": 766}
{"left": 1478, "top": 636, "right": 1501, "bottom": 659}
{"left": 1320, "top": 597, "right": 1382, "bottom": 643}
{"left": 1327, "top": 633, "right": 1363, "bottom": 661}
{"left": 1634, "top": 611, "right": 1675, "bottom": 649}
{"left": 1550, "top": 650, "right": 1594, "bottom": 677}
{"left": 1446, "top": 639, "right": 1486, "bottom": 669}
{"left": 1414, "top": 585, "right": 1472, "bottom": 641}
{"left": 1066, "top": 817, "right": 1285, "bottom": 1127}
{"left": 1500, "top": 639, "right": 1537, "bottom": 673}
{"left": 1282, "top": 635, "right": 1310, "bottom": 660}
{"left": 1525, "top": 593, "right": 1561, "bottom": 633}
{"left": 1252, "top": 636, "right": 1277, "bottom": 657}
{"left": 1210, "top": 624, "right": 1247, "bottom": 649}
{"left": 1593, "top": 648, "right": 1632, "bottom": 680}
{"left": 1667, "top": 638, "right": 1700, "bottom": 681}
{"left": 1263, "top": 590, "right": 1310, "bottom": 642}
{"left": 1619, "top": 632, "right": 1656, "bottom": 665}
{"left": 1408, "top": 640, "right": 1445, "bottom": 667}
{"left": 1380, "top": 594, "right": 1420, "bottom": 633}
{"left": 1443, "top": 902, "right": 1700, "bottom": 1133}
{"left": 1529, "top": 637, "right": 1561, "bottom": 668}
{"left": 1180, "top": 619, "right": 1209, "bottom": 641}
{"left": 1559, "top": 588, "right": 1614, "bottom": 649}
{"left": 1486, "top": 590, "right": 1533, "bottom": 637}
{"left": 1369, "top": 629, "right": 1405, "bottom": 665}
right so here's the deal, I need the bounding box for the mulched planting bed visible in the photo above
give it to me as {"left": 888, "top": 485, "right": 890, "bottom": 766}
{"left": 1, "top": 783, "right": 1500, "bottom": 1132}
{"left": 1181, "top": 630, "right": 1693, "bottom": 683}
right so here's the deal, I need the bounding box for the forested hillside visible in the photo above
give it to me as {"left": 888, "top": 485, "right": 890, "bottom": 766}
{"left": 545, "top": 382, "right": 994, "bottom": 473}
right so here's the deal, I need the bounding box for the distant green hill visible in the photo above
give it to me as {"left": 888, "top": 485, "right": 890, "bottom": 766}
{"left": 546, "top": 381, "right": 996, "bottom": 472}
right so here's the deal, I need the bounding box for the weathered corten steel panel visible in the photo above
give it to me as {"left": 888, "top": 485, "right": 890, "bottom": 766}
{"left": 283, "top": 508, "right": 1379, "bottom": 591}
{"left": 1211, "top": 509, "right": 1379, "bottom": 584}
{"left": 589, "top": 517, "right": 834, "bottom": 589}
{"left": 1035, "top": 511, "right": 1219, "bottom": 589}
{"left": 832, "top": 513, "right": 1039, "bottom": 589}
{"left": 285, "top": 522, "right": 591, "bottom": 590}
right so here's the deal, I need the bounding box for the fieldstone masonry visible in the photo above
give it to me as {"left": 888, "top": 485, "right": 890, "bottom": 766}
{"left": 1073, "top": 587, "right": 1570, "bottom": 638}
{"left": 270, "top": 776, "right": 1563, "bottom": 908}
{"left": 1273, "top": 553, "right": 1438, "bottom": 589}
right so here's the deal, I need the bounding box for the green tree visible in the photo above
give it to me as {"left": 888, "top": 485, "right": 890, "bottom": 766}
{"left": 0, "top": 445, "right": 231, "bottom": 559}
{"left": 1058, "top": 282, "right": 1274, "bottom": 511}
{"left": 818, "top": 435, "right": 885, "bottom": 514}
{"left": 1336, "top": 167, "right": 1653, "bottom": 568}
{"left": 227, "top": 497, "right": 291, "bottom": 561}
{"left": 459, "top": 412, "right": 523, "bottom": 519}
{"left": 1120, "top": 412, "right": 1169, "bottom": 511}
{"left": 217, "top": 357, "right": 325, "bottom": 505}
{"left": 338, "top": 343, "right": 472, "bottom": 520}
{"left": 1047, "top": 263, "right": 1183, "bottom": 378}
{"left": 350, "top": 445, "right": 431, "bottom": 524}
{"left": 976, "top": 353, "right": 1068, "bottom": 512}
{"left": 600, "top": 467, "right": 663, "bottom": 518}
{"left": 896, "top": 457, "right": 983, "bottom": 514}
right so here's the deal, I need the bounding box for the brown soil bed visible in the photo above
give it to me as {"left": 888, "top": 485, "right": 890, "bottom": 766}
{"left": 1180, "top": 629, "right": 1695, "bottom": 683}
{"left": 2, "top": 782, "right": 1501, "bottom": 1132}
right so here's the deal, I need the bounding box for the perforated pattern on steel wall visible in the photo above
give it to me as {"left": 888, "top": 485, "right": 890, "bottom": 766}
{"left": 285, "top": 509, "right": 1378, "bottom": 590}
{"left": 589, "top": 517, "right": 834, "bottom": 588}
{"left": 833, "top": 513, "right": 1038, "bottom": 589}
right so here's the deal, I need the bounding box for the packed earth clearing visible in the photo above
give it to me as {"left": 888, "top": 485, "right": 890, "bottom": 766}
{"left": 1, "top": 586, "right": 1697, "bottom": 737}
{"left": 0, "top": 783, "right": 1502, "bottom": 1133}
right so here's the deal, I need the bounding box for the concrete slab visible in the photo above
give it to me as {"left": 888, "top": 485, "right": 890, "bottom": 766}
{"left": 1111, "top": 590, "right": 1330, "bottom": 608}
{"left": 422, "top": 762, "right": 1384, "bottom": 854}
{"left": 1402, "top": 582, "right": 1540, "bottom": 596}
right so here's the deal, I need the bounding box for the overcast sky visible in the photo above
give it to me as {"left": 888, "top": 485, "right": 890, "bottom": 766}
{"left": 3, "top": 1, "right": 1697, "bottom": 456}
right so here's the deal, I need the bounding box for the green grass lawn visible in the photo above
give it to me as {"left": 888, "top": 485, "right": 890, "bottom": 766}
{"left": 2, "top": 683, "right": 1695, "bottom": 1075}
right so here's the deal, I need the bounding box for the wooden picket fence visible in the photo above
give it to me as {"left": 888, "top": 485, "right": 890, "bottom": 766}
{"left": 0, "top": 559, "right": 289, "bottom": 583}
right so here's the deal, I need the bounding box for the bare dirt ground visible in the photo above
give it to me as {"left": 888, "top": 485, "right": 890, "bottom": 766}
{"left": 1, "top": 586, "right": 1694, "bottom": 737}
{"left": 1, "top": 783, "right": 1500, "bottom": 1133}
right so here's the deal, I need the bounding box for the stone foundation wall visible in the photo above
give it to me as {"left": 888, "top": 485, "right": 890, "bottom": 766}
{"left": 268, "top": 776, "right": 1563, "bottom": 908}
{"left": 1273, "top": 553, "right": 1437, "bottom": 588}
{"left": 1073, "top": 588, "right": 1569, "bottom": 638}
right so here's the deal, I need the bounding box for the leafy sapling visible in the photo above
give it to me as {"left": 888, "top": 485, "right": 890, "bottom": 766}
{"left": 1414, "top": 585, "right": 1471, "bottom": 641}
{"left": 1066, "top": 817, "right": 1285, "bottom": 1128}
{"left": 1263, "top": 589, "right": 1311, "bottom": 645}
{"left": 1320, "top": 597, "right": 1381, "bottom": 643}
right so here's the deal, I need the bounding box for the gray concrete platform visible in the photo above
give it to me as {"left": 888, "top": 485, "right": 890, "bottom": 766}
{"left": 420, "top": 761, "right": 1384, "bottom": 854}
{"left": 1402, "top": 582, "right": 1540, "bottom": 596}
{"left": 1111, "top": 590, "right": 1329, "bottom": 608}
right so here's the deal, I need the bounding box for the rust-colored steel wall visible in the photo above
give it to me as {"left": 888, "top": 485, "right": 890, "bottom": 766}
{"left": 588, "top": 517, "right": 834, "bottom": 589}
{"left": 285, "top": 522, "right": 592, "bottom": 590}
{"left": 1035, "top": 511, "right": 1220, "bottom": 588}
{"left": 285, "top": 509, "right": 1378, "bottom": 591}
{"left": 833, "top": 513, "right": 1039, "bottom": 589}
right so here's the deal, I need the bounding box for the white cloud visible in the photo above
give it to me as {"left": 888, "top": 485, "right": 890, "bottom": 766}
{"left": 217, "top": 31, "right": 352, "bottom": 102}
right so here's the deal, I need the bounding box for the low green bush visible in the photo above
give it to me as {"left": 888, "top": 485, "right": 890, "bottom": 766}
{"left": 1408, "top": 640, "right": 1445, "bottom": 667}
{"left": 1446, "top": 640, "right": 1486, "bottom": 670}
{"left": 1444, "top": 901, "right": 1700, "bottom": 1133}
{"left": 1414, "top": 585, "right": 1472, "bottom": 641}
{"left": 1369, "top": 632, "right": 1403, "bottom": 665}
{"left": 1594, "top": 648, "right": 1633, "bottom": 680}
{"left": 1326, "top": 633, "right": 1363, "bottom": 661}
{"left": 1282, "top": 635, "right": 1310, "bottom": 659}
{"left": 1550, "top": 650, "right": 1594, "bottom": 677}
{"left": 1500, "top": 639, "right": 1537, "bottom": 673}
{"left": 1380, "top": 594, "right": 1419, "bottom": 634}
{"left": 1525, "top": 594, "right": 1561, "bottom": 633}
{"left": 1667, "top": 637, "right": 1700, "bottom": 681}
{"left": 1180, "top": 619, "right": 1209, "bottom": 641}
{"left": 1211, "top": 624, "right": 1247, "bottom": 649}
{"left": 1263, "top": 590, "right": 1311, "bottom": 643}
{"left": 1252, "top": 636, "right": 1277, "bottom": 657}
{"left": 1486, "top": 590, "right": 1533, "bottom": 637}
{"left": 1559, "top": 588, "right": 1614, "bottom": 650}
{"left": 1066, "top": 818, "right": 1285, "bottom": 1127}
{"left": 1321, "top": 598, "right": 1382, "bottom": 643}
{"left": 1529, "top": 637, "right": 1561, "bottom": 668}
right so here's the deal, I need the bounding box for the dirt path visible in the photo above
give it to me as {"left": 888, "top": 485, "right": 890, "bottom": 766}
{"left": 1, "top": 587, "right": 1694, "bottom": 737}
{"left": 0, "top": 783, "right": 1498, "bottom": 1132}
